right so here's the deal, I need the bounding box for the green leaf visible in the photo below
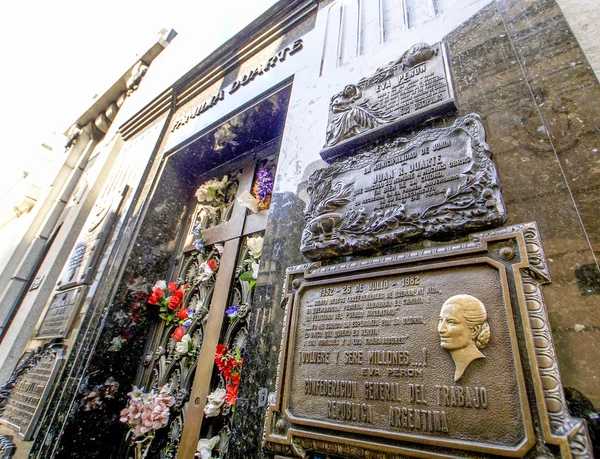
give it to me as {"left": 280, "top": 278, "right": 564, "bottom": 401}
{"left": 159, "top": 313, "right": 168, "bottom": 320}
{"left": 249, "top": 280, "right": 256, "bottom": 290}
{"left": 239, "top": 271, "right": 255, "bottom": 282}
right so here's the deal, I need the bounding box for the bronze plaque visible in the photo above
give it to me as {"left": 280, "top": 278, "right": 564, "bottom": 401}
{"left": 35, "top": 286, "right": 87, "bottom": 339}
{"left": 303, "top": 114, "right": 506, "bottom": 260}
{"left": 321, "top": 42, "right": 456, "bottom": 161}
{"left": 264, "top": 223, "right": 594, "bottom": 458}
{"left": 0, "top": 344, "right": 66, "bottom": 440}
{"left": 56, "top": 196, "right": 116, "bottom": 291}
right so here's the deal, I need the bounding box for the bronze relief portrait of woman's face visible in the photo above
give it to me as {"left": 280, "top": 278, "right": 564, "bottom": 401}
{"left": 438, "top": 295, "right": 490, "bottom": 381}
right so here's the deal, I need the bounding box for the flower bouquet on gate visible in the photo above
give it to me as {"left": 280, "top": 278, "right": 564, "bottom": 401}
{"left": 119, "top": 384, "right": 175, "bottom": 459}
{"left": 203, "top": 344, "right": 243, "bottom": 417}
{"left": 147, "top": 280, "right": 187, "bottom": 325}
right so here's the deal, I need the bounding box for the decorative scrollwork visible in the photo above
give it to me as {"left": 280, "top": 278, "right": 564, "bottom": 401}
{"left": 303, "top": 114, "right": 506, "bottom": 259}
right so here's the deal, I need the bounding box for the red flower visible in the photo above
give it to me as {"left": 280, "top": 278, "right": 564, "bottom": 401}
{"left": 177, "top": 308, "right": 189, "bottom": 320}
{"left": 223, "top": 383, "right": 239, "bottom": 406}
{"left": 147, "top": 295, "right": 159, "bottom": 305}
{"left": 173, "top": 288, "right": 185, "bottom": 300}
{"left": 168, "top": 282, "right": 178, "bottom": 292}
{"left": 153, "top": 288, "right": 165, "bottom": 298}
{"left": 131, "top": 312, "right": 142, "bottom": 323}
{"left": 130, "top": 302, "right": 141, "bottom": 312}
{"left": 168, "top": 295, "right": 181, "bottom": 310}
{"left": 135, "top": 291, "right": 146, "bottom": 300}
{"left": 215, "top": 344, "right": 228, "bottom": 358}
{"left": 229, "top": 373, "right": 241, "bottom": 385}
{"left": 171, "top": 326, "right": 185, "bottom": 341}
{"left": 121, "top": 328, "right": 134, "bottom": 341}
{"left": 207, "top": 259, "right": 217, "bottom": 271}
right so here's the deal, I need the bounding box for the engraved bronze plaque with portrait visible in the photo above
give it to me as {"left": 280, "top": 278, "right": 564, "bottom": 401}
{"left": 264, "top": 223, "right": 593, "bottom": 458}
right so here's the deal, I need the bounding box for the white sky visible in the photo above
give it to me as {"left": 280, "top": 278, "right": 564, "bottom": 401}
{"left": 0, "top": 0, "right": 278, "bottom": 190}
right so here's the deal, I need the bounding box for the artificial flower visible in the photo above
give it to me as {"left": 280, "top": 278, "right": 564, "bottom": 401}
{"left": 168, "top": 295, "right": 181, "bottom": 310}
{"left": 255, "top": 167, "right": 274, "bottom": 202}
{"left": 203, "top": 388, "right": 226, "bottom": 417}
{"left": 175, "top": 334, "right": 192, "bottom": 354}
{"left": 153, "top": 280, "right": 167, "bottom": 291}
{"left": 252, "top": 261, "right": 260, "bottom": 280}
{"left": 207, "top": 259, "right": 217, "bottom": 271}
{"left": 195, "top": 176, "right": 229, "bottom": 204}
{"left": 223, "top": 383, "right": 239, "bottom": 406}
{"left": 247, "top": 236, "right": 264, "bottom": 259}
{"left": 147, "top": 295, "right": 159, "bottom": 305}
{"left": 177, "top": 308, "right": 189, "bottom": 320}
{"left": 196, "top": 435, "right": 220, "bottom": 459}
{"left": 171, "top": 326, "right": 185, "bottom": 341}
{"left": 182, "top": 319, "right": 192, "bottom": 327}
{"left": 225, "top": 306, "right": 239, "bottom": 319}
{"left": 168, "top": 282, "right": 178, "bottom": 292}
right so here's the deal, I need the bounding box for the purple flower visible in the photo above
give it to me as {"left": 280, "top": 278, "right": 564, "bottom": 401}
{"left": 225, "top": 306, "right": 239, "bottom": 318}
{"left": 182, "top": 319, "right": 192, "bottom": 327}
{"left": 187, "top": 309, "right": 195, "bottom": 318}
{"left": 256, "top": 168, "right": 274, "bottom": 202}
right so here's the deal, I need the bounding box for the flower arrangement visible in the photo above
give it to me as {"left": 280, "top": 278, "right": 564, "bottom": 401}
{"left": 80, "top": 377, "right": 119, "bottom": 411}
{"left": 237, "top": 167, "right": 274, "bottom": 213}
{"left": 147, "top": 281, "right": 188, "bottom": 325}
{"left": 203, "top": 345, "right": 243, "bottom": 417}
{"left": 120, "top": 384, "right": 175, "bottom": 458}
{"left": 195, "top": 176, "right": 229, "bottom": 207}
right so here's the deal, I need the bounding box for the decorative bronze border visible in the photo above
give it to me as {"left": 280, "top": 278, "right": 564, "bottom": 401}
{"left": 263, "top": 222, "right": 593, "bottom": 458}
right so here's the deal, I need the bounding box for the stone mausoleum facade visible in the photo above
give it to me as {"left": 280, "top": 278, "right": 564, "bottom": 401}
{"left": 0, "top": 1, "right": 598, "bottom": 458}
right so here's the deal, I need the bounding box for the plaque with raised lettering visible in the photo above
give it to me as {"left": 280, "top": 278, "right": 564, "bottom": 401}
{"left": 321, "top": 42, "right": 456, "bottom": 161}
{"left": 35, "top": 286, "right": 87, "bottom": 339}
{"left": 302, "top": 114, "right": 506, "bottom": 260}
{"left": 0, "top": 344, "right": 66, "bottom": 440}
{"left": 56, "top": 196, "right": 116, "bottom": 291}
{"left": 264, "top": 223, "right": 594, "bottom": 458}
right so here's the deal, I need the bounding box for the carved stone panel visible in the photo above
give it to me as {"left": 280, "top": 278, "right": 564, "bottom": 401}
{"left": 264, "top": 224, "right": 594, "bottom": 458}
{"left": 302, "top": 114, "right": 506, "bottom": 260}
{"left": 0, "top": 344, "right": 66, "bottom": 440}
{"left": 35, "top": 286, "right": 87, "bottom": 339}
{"left": 321, "top": 42, "right": 456, "bottom": 161}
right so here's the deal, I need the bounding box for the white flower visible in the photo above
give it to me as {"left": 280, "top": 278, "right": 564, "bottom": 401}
{"left": 252, "top": 262, "right": 260, "bottom": 280}
{"left": 247, "top": 236, "right": 264, "bottom": 259}
{"left": 153, "top": 280, "right": 167, "bottom": 290}
{"left": 203, "top": 388, "right": 226, "bottom": 417}
{"left": 195, "top": 435, "right": 220, "bottom": 459}
{"left": 108, "top": 336, "right": 123, "bottom": 352}
{"left": 196, "top": 176, "right": 229, "bottom": 203}
{"left": 237, "top": 190, "right": 259, "bottom": 213}
{"left": 175, "top": 334, "right": 192, "bottom": 354}
{"left": 197, "top": 261, "right": 214, "bottom": 283}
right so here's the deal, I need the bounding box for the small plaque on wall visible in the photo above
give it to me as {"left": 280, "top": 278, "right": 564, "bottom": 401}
{"left": 321, "top": 42, "right": 456, "bottom": 161}
{"left": 56, "top": 196, "right": 117, "bottom": 291}
{"left": 0, "top": 344, "right": 66, "bottom": 440}
{"left": 303, "top": 114, "right": 506, "bottom": 260}
{"left": 264, "top": 223, "right": 594, "bottom": 458}
{"left": 35, "top": 286, "right": 87, "bottom": 339}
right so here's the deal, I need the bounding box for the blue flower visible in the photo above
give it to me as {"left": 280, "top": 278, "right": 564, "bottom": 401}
{"left": 187, "top": 309, "right": 195, "bottom": 318}
{"left": 225, "top": 306, "right": 239, "bottom": 318}
{"left": 182, "top": 319, "right": 192, "bottom": 327}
